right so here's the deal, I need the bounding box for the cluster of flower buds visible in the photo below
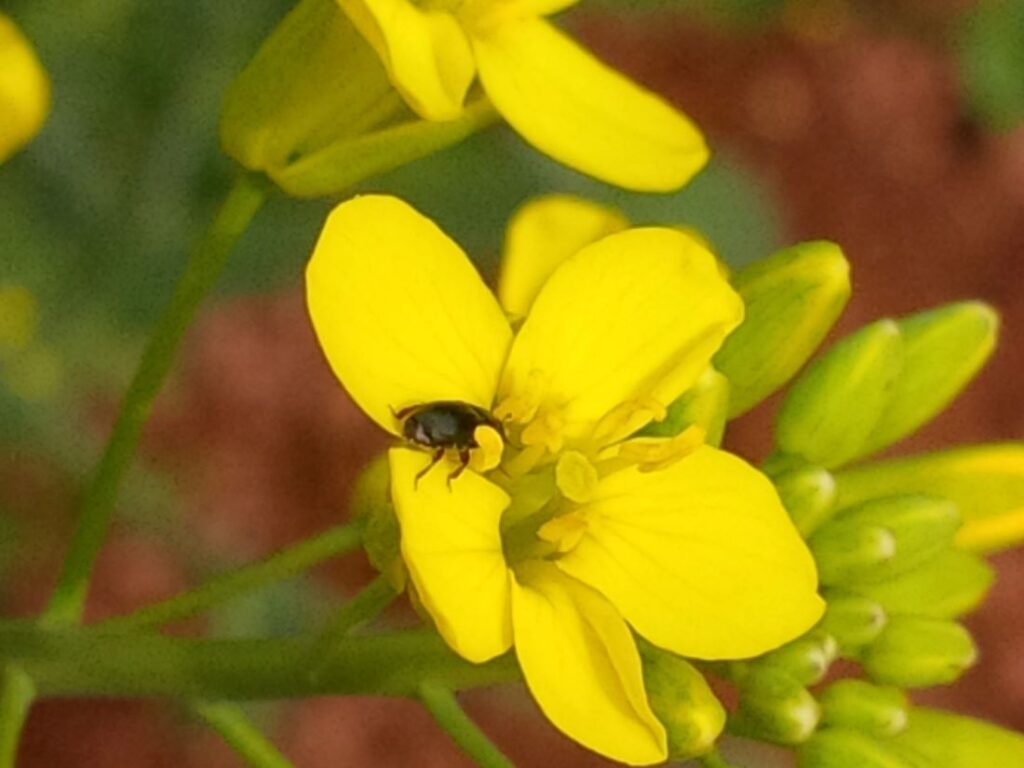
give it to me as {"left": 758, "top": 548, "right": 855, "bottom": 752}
{"left": 665, "top": 243, "right": 1015, "bottom": 765}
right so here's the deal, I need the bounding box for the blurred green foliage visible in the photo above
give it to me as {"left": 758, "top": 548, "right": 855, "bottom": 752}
{"left": 960, "top": 0, "right": 1024, "bottom": 131}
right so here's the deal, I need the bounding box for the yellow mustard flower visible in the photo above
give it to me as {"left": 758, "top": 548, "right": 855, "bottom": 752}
{"left": 0, "top": 13, "right": 49, "bottom": 164}
{"left": 306, "top": 194, "right": 824, "bottom": 764}
{"left": 333, "top": 0, "right": 708, "bottom": 191}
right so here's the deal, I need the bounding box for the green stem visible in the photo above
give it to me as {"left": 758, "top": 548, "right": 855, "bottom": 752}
{"left": 192, "top": 701, "right": 293, "bottom": 768}
{"left": 419, "top": 681, "right": 513, "bottom": 768}
{"left": 0, "top": 626, "right": 518, "bottom": 699}
{"left": 306, "top": 574, "right": 397, "bottom": 678}
{"left": 699, "top": 750, "right": 740, "bottom": 768}
{"left": 44, "top": 172, "right": 271, "bottom": 627}
{"left": 0, "top": 666, "right": 35, "bottom": 768}
{"left": 96, "top": 519, "right": 366, "bottom": 632}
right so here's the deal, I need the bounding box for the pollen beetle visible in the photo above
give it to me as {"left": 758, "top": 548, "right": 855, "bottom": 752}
{"left": 393, "top": 401, "right": 504, "bottom": 486}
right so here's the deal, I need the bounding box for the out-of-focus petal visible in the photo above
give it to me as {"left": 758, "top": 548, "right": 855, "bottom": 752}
{"left": 511, "top": 563, "right": 667, "bottom": 765}
{"left": 558, "top": 446, "right": 825, "bottom": 659}
{"left": 0, "top": 14, "right": 49, "bottom": 164}
{"left": 497, "top": 195, "right": 628, "bottom": 320}
{"left": 390, "top": 447, "right": 512, "bottom": 662}
{"left": 471, "top": 18, "right": 707, "bottom": 191}
{"left": 306, "top": 195, "right": 511, "bottom": 434}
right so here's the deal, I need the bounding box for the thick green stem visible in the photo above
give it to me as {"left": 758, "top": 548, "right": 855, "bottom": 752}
{"left": 44, "top": 173, "right": 270, "bottom": 627}
{"left": 0, "top": 626, "right": 518, "bottom": 700}
{"left": 0, "top": 666, "right": 34, "bottom": 768}
{"left": 97, "top": 519, "right": 365, "bottom": 631}
{"left": 419, "top": 681, "right": 513, "bottom": 768}
{"left": 306, "top": 574, "right": 396, "bottom": 665}
{"left": 192, "top": 701, "right": 294, "bottom": 768}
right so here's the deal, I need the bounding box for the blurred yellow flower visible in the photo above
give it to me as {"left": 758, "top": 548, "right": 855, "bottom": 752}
{"left": 334, "top": 0, "right": 708, "bottom": 191}
{"left": 0, "top": 14, "right": 49, "bottom": 164}
{"left": 306, "top": 194, "right": 824, "bottom": 764}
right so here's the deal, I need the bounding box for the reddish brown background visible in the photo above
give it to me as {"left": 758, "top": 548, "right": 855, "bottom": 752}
{"left": 7, "top": 5, "right": 1024, "bottom": 766}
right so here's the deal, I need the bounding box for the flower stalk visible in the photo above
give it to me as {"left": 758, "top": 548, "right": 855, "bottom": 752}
{"left": 0, "top": 626, "right": 519, "bottom": 700}
{"left": 43, "top": 172, "right": 271, "bottom": 628}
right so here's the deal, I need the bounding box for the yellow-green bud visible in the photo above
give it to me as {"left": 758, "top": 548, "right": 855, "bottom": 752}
{"left": 818, "top": 594, "right": 887, "bottom": 653}
{"left": 819, "top": 680, "right": 908, "bottom": 737}
{"left": 730, "top": 667, "right": 820, "bottom": 746}
{"left": 353, "top": 454, "right": 404, "bottom": 589}
{"left": 809, "top": 524, "right": 896, "bottom": 587}
{"left": 641, "top": 367, "right": 729, "bottom": 447}
{"left": 715, "top": 241, "right": 850, "bottom": 418}
{"left": 777, "top": 319, "right": 903, "bottom": 469}
{"left": 758, "top": 631, "right": 838, "bottom": 686}
{"left": 836, "top": 443, "right": 1024, "bottom": 555}
{"left": 853, "top": 549, "right": 994, "bottom": 619}
{"left": 862, "top": 617, "right": 977, "bottom": 688}
{"left": 798, "top": 728, "right": 911, "bottom": 768}
{"left": 773, "top": 466, "right": 837, "bottom": 537}
{"left": 810, "top": 495, "right": 960, "bottom": 586}
{"left": 858, "top": 302, "right": 998, "bottom": 457}
{"left": 641, "top": 648, "right": 726, "bottom": 760}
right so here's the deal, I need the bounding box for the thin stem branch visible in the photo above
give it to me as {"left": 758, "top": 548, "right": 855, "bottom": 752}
{"left": 44, "top": 172, "right": 271, "bottom": 627}
{"left": 0, "top": 626, "right": 518, "bottom": 700}
{"left": 0, "top": 666, "right": 35, "bottom": 768}
{"left": 191, "top": 701, "right": 293, "bottom": 768}
{"left": 96, "top": 519, "right": 366, "bottom": 632}
{"left": 419, "top": 681, "right": 513, "bottom": 768}
{"left": 305, "top": 574, "right": 397, "bottom": 680}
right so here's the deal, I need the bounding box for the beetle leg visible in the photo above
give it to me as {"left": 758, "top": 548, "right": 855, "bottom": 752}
{"left": 392, "top": 404, "right": 417, "bottom": 420}
{"left": 414, "top": 447, "right": 445, "bottom": 488}
{"left": 446, "top": 449, "right": 471, "bottom": 489}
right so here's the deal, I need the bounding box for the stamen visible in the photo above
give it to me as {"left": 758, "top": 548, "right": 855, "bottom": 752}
{"left": 591, "top": 396, "right": 668, "bottom": 449}
{"left": 538, "top": 512, "right": 589, "bottom": 554}
{"left": 469, "top": 424, "right": 504, "bottom": 473}
{"left": 555, "top": 450, "right": 599, "bottom": 503}
{"left": 521, "top": 408, "right": 565, "bottom": 454}
{"left": 493, "top": 369, "right": 546, "bottom": 424}
{"left": 618, "top": 424, "right": 707, "bottom": 472}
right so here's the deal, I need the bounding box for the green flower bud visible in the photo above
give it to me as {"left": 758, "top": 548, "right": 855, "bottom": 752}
{"left": 776, "top": 319, "right": 903, "bottom": 469}
{"left": 219, "top": 0, "right": 495, "bottom": 198}
{"left": 862, "top": 617, "right": 977, "bottom": 688}
{"left": 715, "top": 241, "right": 850, "bottom": 418}
{"left": 819, "top": 680, "right": 908, "bottom": 737}
{"left": 859, "top": 302, "right": 998, "bottom": 457}
{"left": 836, "top": 443, "right": 1024, "bottom": 555}
{"left": 773, "top": 466, "right": 838, "bottom": 537}
{"left": 758, "top": 631, "right": 838, "bottom": 686}
{"left": 809, "top": 524, "right": 896, "bottom": 587}
{"left": 353, "top": 454, "right": 404, "bottom": 589}
{"left": 730, "top": 666, "right": 820, "bottom": 746}
{"left": 810, "top": 495, "right": 960, "bottom": 586}
{"left": 890, "top": 707, "right": 1024, "bottom": 766}
{"left": 641, "top": 367, "right": 729, "bottom": 446}
{"left": 852, "top": 549, "right": 994, "bottom": 619}
{"left": 798, "top": 728, "right": 911, "bottom": 768}
{"left": 641, "top": 648, "right": 726, "bottom": 760}
{"left": 818, "top": 594, "right": 888, "bottom": 653}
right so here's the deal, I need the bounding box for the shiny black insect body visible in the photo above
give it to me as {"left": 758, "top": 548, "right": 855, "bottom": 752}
{"left": 394, "top": 401, "right": 504, "bottom": 486}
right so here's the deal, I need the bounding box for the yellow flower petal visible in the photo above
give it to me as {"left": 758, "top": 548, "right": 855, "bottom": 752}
{"left": 0, "top": 14, "right": 49, "bottom": 164}
{"left": 511, "top": 563, "right": 667, "bottom": 765}
{"left": 557, "top": 446, "right": 825, "bottom": 659}
{"left": 390, "top": 447, "right": 513, "bottom": 662}
{"left": 499, "top": 228, "right": 742, "bottom": 442}
{"left": 497, "top": 195, "right": 629, "bottom": 319}
{"left": 306, "top": 195, "right": 512, "bottom": 434}
{"left": 470, "top": 18, "right": 708, "bottom": 191}
{"left": 336, "top": 0, "right": 475, "bottom": 120}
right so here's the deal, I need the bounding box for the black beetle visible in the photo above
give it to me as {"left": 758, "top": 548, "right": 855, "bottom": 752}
{"left": 393, "top": 401, "right": 504, "bottom": 486}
